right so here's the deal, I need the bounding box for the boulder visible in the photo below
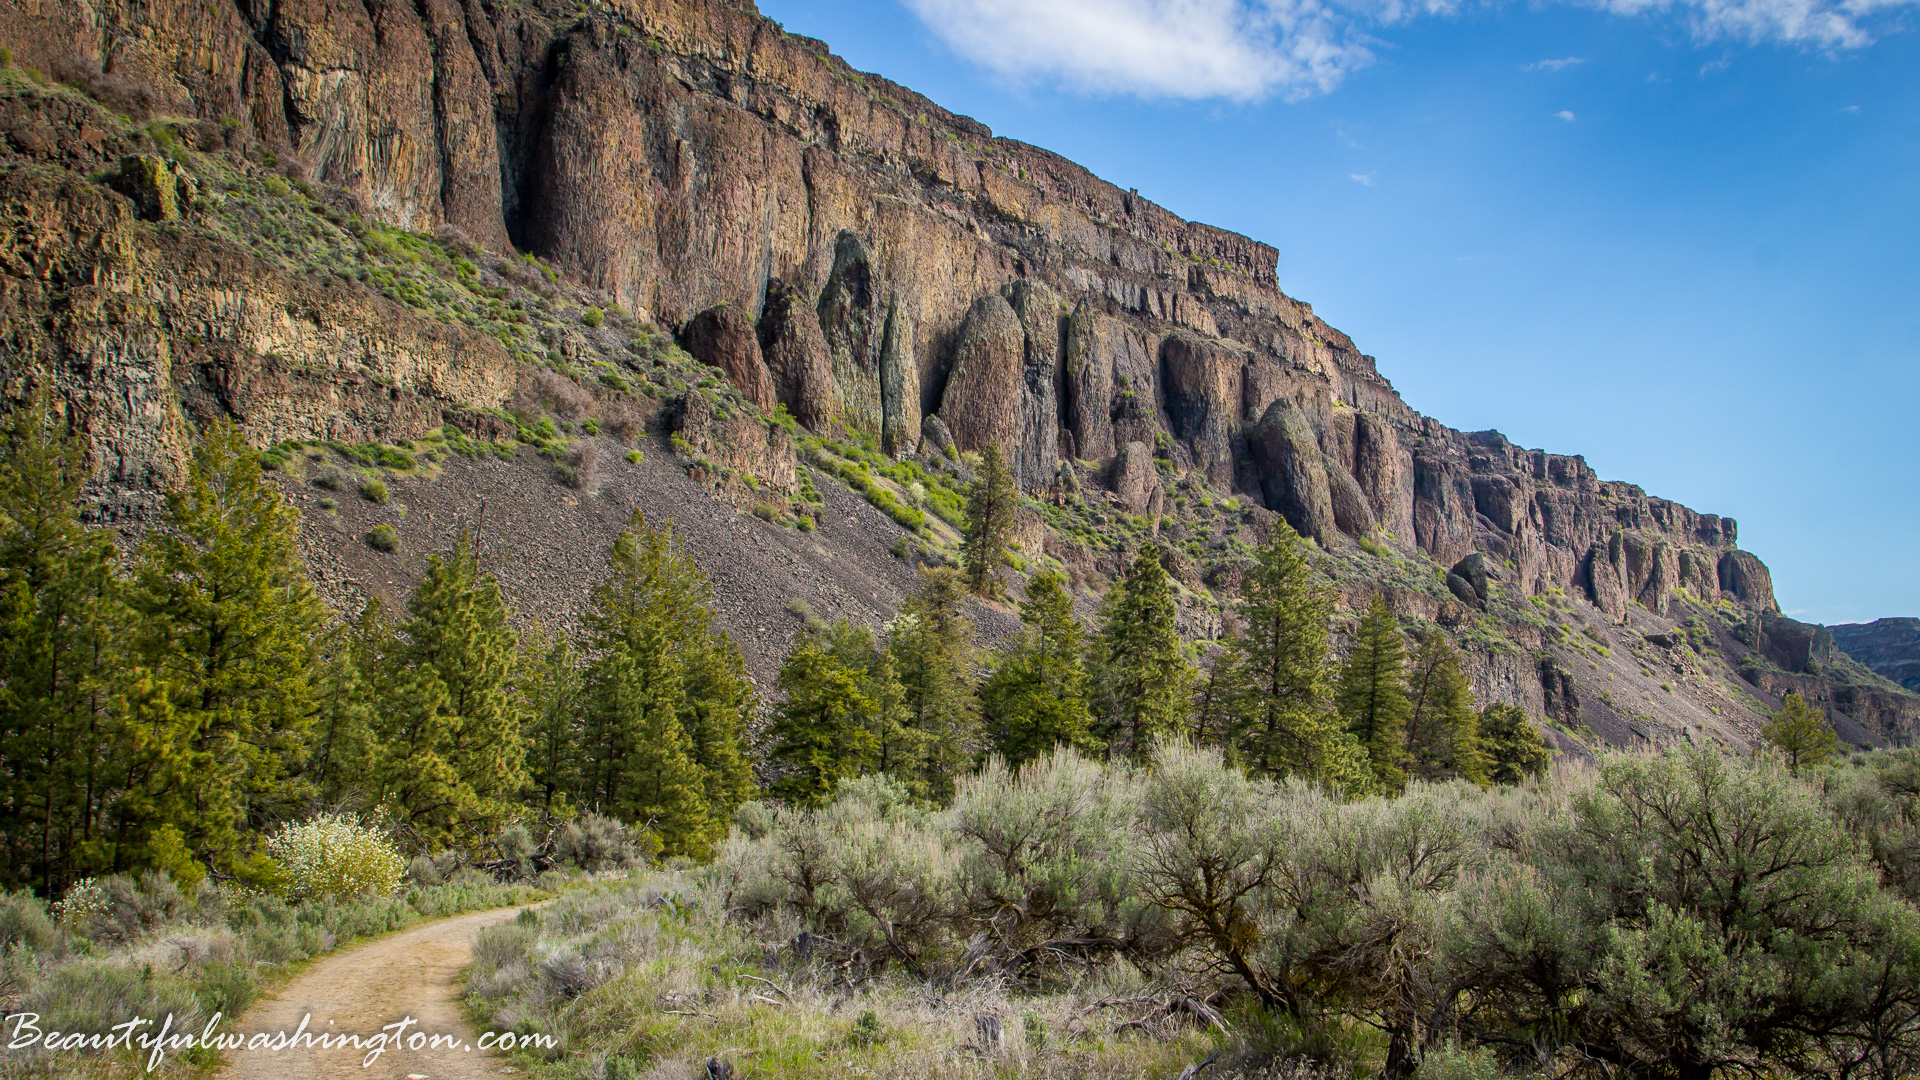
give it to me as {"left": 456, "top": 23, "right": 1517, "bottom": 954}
{"left": 939, "top": 292, "right": 1025, "bottom": 456}
{"left": 1449, "top": 552, "right": 1491, "bottom": 605}
{"left": 756, "top": 279, "right": 836, "bottom": 430}
{"left": 920, "top": 414, "right": 957, "bottom": 459}
{"left": 1247, "top": 399, "right": 1336, "bottom": 544}
{"left": 683, "top": 304, "right": 774, "bottom": 412}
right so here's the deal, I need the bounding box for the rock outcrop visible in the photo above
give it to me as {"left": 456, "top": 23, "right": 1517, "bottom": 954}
{"left": 0, "top": 0, "right": 1782, "bottom": 625}
{"left": 685, "top": 304, "right": 775, "bottom": 412}
{"left": 1832, "top": 618, "right": 1920, "bottom": 693}
{"left": 0, "top": 161, "right": 513, "bottom": 498}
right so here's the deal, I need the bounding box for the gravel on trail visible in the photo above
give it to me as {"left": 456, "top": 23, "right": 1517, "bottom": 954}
{"left": 220, "top": 906, "right": 532, "bottom": 1080}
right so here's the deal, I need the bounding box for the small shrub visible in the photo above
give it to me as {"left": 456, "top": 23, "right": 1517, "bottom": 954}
{"left": 582, "top": 306, "right": 604, "bottom": 328}
{"left": 262, "top": 175, "right": 289, "bottom": 197}
{"left": 51, "top": 878, "right": 108, "bottom": 927}
{"left": 367, "top": 524, "right": 400, "bottom": 552}
{"left": 626, "top": 449, "right": 643, "bottom": 464}
{"left": 360, "top": 477, "right": 389, "bottom": 503}
{"left": 753, "top": 503, "right": 777, "bottom": 522}
{"left": 318, "top": 497, "right": 339, "bottom": 512}
{"left": 0, "top": 891, "right": 55, "bottom": 952}
{"left": 796, "top": 513, "right": 815, "bottom": 532}
{"left": 266, "top": 813, "right": 407, "bottom": 903}
{"left": 849, "top": 1009, "right": 884, "bottom": 1048}
{"left": 556, "top": 443, "right": 599, "bottom": 490}
{"left": 557, "top": 814, "right": 657, "bottom": 873}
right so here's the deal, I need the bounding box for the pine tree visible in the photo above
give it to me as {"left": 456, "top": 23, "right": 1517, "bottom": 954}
{"left": 581, "top": 622, "right": 709, "bottom": 855}
{"left": 132, "top": 419, "right": 329, "bottom": 878}
{"left": 887, "top": 568, "right": 978, "bottom": 800}
{"left": 960, "top": 444, "right": 1018, "bottom": 596}
{"left": 1336, "top": 597, "right": 1411, "bottom": 792}
{"left": 520, "top": 632, "right": 582, "bottom": 817}
{"left": 578, "top": 511, "right": 755, "bottom": 857}
{"left": 1479, "top": 702, "right": 1551, "bottom": 785}
{"left": 818, "top": 619, "right": 923, "bottom": 782}
{"left": 0, "top": 394, "right": 129, "bottom": 894}
{"left": 367, "top": 538, "right": 527, "bottom": 849}
{"left": 1761, "top": 692, "right": 1840, "bottom": 776}
{"left": 1091, "top": 545, "right": 1193, "bottom": 760}
{"left": 1404, "top": 632, "right": 1489, "bottom": 785}
{"left": 981, "top": 571, "right": 1093, "bottom": 766}
{"left": 307, "top": 617, "right": 376, "bottom": 806}
{"left": 1221, "top": 522, "right": 1370, "bottom": 791}
{"left": 767, "top": 634, "right": 879, "bottom": 806}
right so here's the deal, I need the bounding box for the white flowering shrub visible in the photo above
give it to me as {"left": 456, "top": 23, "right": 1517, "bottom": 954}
{"left": 266, "top": 814, "right": 407, "bottom": 903}
{"left": 51, "top": 878, "right": 108, "bottom": 926}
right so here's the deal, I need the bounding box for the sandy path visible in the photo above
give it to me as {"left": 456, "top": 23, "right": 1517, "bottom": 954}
{"left": 220, "top": 906, "right": 531, "bottom": 1080}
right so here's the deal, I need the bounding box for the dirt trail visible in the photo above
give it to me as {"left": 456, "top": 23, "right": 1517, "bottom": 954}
{"left": 220, "top": 906, "right": 530, "bottom": 1080}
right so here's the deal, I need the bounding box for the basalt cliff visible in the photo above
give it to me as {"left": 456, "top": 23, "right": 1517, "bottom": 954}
{"left": 1, "top": 0, "right": 1914, "bottom": 751}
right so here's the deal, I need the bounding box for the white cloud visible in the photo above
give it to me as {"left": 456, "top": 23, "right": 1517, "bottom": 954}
{"left": 901, "top": 0, "right": 1919, "bottom": 101}
{"left": 1555, "top": 109, "right": 1578, "bottom": 120}
{"left": 1350, "top": 171, "right": 1377, "bottom": 185}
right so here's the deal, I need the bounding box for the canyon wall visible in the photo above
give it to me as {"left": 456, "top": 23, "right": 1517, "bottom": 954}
{"left": 1, "top": 0, "right": 1768, "bottom": 617}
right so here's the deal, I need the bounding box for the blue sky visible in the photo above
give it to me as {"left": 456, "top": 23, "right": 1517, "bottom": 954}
{"left": 757, "top": 0, "right": 1920, "bottom": 625}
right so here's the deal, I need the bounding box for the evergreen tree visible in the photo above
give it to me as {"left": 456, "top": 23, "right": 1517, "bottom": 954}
{"left": 0, "top": 394, "right": 128, "bottom": 893}
{"left": 581, "top": 615, "right": 708, "bottom": 854}
{"left": 767, "top": 634, "right": 879, "bottom": 806}
{"left": 1762, "top": 692, "right": 1840, "bottom": 776}
{"left": 307, "top": 615, "right": 376, "bottom": 806}
{"left": 1091, "top": 545, "right": 1193, "bottom": 760}
{"left": 520, "top": 632, "right": 582, "bottom": 817}
{"left": 818, "top": 619, "right": 923, "bottom": 782}
{"left": 579, "top": 511, "right": 755, "bottom": 857}
{"left": 1336, "top": 597, "right": 1411, "bottom": 792}
{"left": 1480, "top": 702, "right": 1552, "bottom": 785}
{"left": 1220, "top": 522, "right": 1370, "bottom": 791}
{"left": 132, "top": 419, "right": 328, "bottom": 878}
{"left": 887, "top": 568, "right": 979, "bottom": 800}
{"left": 1403, "top": 632, "right": 1489, "bottom": 785}
{"left": 960, "top": 444, "right": 1018, "bottom": 596}
{"left": 981, "top": 571, "right": 1093, "bottom": 766}
{"left": 367, "top": 538, "right": 527, "bottom": 849}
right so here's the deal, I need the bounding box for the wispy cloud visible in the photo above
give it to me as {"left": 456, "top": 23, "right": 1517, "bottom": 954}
{"left": 1350, "top": 171, "right": 1377, "bottom": 186}
{"left": 901, "top": 0, "right": 1919, "bottom": 101}
{"left": 1554, "top": 109, "right": 1578, "bottom": 121}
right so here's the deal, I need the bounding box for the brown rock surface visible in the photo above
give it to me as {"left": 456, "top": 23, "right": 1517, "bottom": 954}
{"left": 0, "top": 0, "right": 1773, "bottom": 625}
{"left": 685, "top": 304, "right": 775, "bottom": 412}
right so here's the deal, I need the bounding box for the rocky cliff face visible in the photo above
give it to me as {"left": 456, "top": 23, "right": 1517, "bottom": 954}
{"left": 1833, "top": 619, "right": 1920, "bottom": 695}
{"left": 0, "top": 0, "right": 1768, "bottom": 609}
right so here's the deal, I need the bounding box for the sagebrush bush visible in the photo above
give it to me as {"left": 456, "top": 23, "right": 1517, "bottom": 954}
{"left": 266, "top": 813, "right": 407, "bottom": 903}
{"left": 557, "top": 813, "right": 656, "bottom": 873}
{"left": 0, "top": 890, "right": 55, "bottom": 951}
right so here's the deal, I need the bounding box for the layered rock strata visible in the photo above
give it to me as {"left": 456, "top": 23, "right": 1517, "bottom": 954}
{"left": 2, "top": 0, "right": 1773, "bottom": 616}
